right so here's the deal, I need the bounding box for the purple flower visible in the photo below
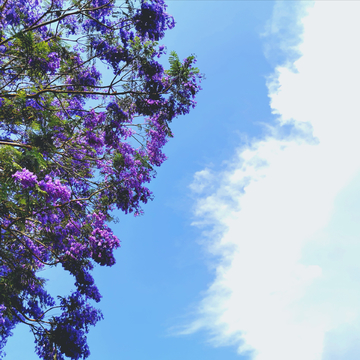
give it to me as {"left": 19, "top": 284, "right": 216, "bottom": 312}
{"left": 47, "top": 52, "right": 61, "bottom": 74}
{"left": 12, "top": 169, "right": 38, "bottom": 188}
{"left": 38, "top": 176, "right": 71, "bottom": 203}
{"left": 133, "top": 0, "right": 175, "bottom": 41}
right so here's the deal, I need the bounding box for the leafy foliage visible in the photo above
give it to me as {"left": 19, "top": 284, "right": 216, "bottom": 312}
{"left": 0, "top": 0, "right": 202, "bottom": 358}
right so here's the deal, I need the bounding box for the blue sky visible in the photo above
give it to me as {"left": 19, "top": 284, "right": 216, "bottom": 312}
{"left": 6, "top": 1, "right": 360, "bottom": 359}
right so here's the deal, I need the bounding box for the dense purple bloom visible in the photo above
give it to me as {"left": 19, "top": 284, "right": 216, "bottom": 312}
{"left": 88, "top": 212, "right": 120, "bottom": 266}
{"left": 134, "top": 0, "right": 175, "bottom": 41}
{"left": 26, "top": 98, "right": 44, "bottom": 110}
{"left": 47, "top": 53, "right": 61, "bottom": 75}
{"left": 39, "top": 176, "right": 71, "bottom": 203}
{"left": 0, "top": 304, "right": 17, "bottom": 358}
{"left": 12, "top": 169, "right": 38, "bottom": 188}
{"left": 146, "top": 114, "right": 168, "bottom": 166}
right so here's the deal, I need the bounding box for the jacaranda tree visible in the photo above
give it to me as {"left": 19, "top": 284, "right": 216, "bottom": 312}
{"left": 0, "top": 0, "right": 202, "bottom": 358}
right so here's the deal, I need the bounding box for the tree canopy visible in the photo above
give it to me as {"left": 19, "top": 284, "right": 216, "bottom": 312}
{"left": 0, "top": 0, "right": 202, "bottom": 358}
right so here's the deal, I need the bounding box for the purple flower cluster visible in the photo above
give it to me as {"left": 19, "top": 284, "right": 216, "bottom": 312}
{"left": 0, "top": 305, "right": 17, "bottom": 359}
{"left": 146, "top": 114, "right": 168, "bottom": 166}
{"left": 1, "top": 0, "right": 43, "bottom": 30}
{"left": 134, "top": 0, "right": 175, "bottom": 41}
{"left": 12, "top": 168, "right": 38, "bottom": 188}
{"left": 35, "top": 293, "right": 102, "bottom": 360}
{"left": 88, "top": 212, "right": 120, "bottom": 266}
{"left": 39, "top": 176, "right": 72, "bottom": 203}
{"left": 47, "top": 53, "right": 61, "bottom": 75}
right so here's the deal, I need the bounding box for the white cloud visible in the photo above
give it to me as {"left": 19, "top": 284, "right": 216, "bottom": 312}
{"left": 186, "top": 2, "right": 360, "bottom": 360}
{"left": 188, "top": 168, "right": 215, "bottom": 195}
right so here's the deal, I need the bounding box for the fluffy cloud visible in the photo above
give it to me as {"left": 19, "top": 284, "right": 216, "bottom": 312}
{"left": 186, "top": 2, "right": 360, "bottom": 359}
